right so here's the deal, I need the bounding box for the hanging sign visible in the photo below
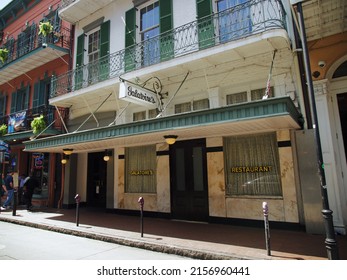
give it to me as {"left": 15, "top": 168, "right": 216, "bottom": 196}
{"left": 119, "top": 81, "right": 157, "bottom": 108}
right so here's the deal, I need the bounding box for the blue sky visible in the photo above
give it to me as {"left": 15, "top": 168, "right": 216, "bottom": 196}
{"left": 0, "top": 0, "right": 12, "bottom": 11}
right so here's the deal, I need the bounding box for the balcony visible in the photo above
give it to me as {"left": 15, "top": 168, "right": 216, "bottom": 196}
{"left": 0, "top": 105, "right": 69, "bottom": 143}
{"left": 59, "top": 0, "right": 115, "bottom": 24}
{"left": 51, "top": 0, "right": 288, "bottom": 107}
{"left": 0, "top": 26, "right": 71, "bottom": 86}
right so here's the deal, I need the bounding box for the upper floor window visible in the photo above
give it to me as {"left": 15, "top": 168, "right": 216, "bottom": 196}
{"left": 226, "top": 91, "right": 247, "bottom": 105}
{"left": 124, "top": 0, "right": 173, "bottom": 70}
{"left": 139, "top": 1, "right": 160, "bottom": 66}
{"left": 251, "top": 87, "right": 273, "bottom": 101}
{"left": 216, "top": 0, "right": 251, "bottom": 42}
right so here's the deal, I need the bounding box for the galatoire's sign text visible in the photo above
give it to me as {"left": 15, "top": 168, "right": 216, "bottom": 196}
{"left": 231, "top": 166, "right": 272, "bottom": 173}
{"left": 119, "top": 81, "right": 157, "bottom": 108}
{"left": 130, "top": 169, "right": 154, "bottom": 176}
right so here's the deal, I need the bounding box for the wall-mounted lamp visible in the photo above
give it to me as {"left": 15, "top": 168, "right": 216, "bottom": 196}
{"left": 164, "top": 135, "right": 177, "bottom": 145}
{"left": 63, "top": 148, "right": 73, "bottom": 155}
{"left": 61, "top": 157, "right": 68, "bottom": 164}
{"left": 103, "top": 149, "right": 112, "bottom": 161}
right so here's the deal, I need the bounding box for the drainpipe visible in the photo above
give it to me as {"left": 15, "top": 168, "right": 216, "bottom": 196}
{"left": 295, "top": 1, "right": 339, "bottom": 259}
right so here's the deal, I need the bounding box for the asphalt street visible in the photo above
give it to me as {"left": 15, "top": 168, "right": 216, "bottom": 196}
{"left": 0, "top": 221, "right": 190, "bottom": 260}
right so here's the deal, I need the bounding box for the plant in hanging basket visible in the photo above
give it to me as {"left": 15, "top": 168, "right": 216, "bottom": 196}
{"left": 0, "top": 48, "right": 9, "bottom": 63}
{"left": 38, "top": 21, "right": 53, "bottom": 37}
{"left": 0, "top": 123, "right": 7, "bottom": 136}
{"left": 31, "top": 115, "right": 46, "bottom": 134}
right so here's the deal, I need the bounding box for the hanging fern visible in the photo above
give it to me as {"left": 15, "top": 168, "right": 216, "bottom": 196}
{"left": 31, "top": 115, "right": 46, "bottom": 134}
{"left": 38, "top": 21, "right": 53, "bottom": 37}
{"left": 0, "top": 48, "right": 9, "bottom": 63}
{"left": 0, "top": 123, "right": 7, "bottom": 136}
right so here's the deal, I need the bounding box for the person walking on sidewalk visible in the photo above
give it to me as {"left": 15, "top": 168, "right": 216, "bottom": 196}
{"left": 1, "top": 173, "right": 6, "bottom": 206}
{"left": 23, "top": 172, "right": 39, "bottom": 211}
{"left": 1, "top": 171, "right": 14, "bottom": 210}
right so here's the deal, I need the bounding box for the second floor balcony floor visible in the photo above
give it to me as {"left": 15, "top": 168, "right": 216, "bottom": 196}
{"left": 51, "top": 0, "right": 290, "bottom": 109}
{"left": 0, "top": 105, "right": 69, "bottom": 144}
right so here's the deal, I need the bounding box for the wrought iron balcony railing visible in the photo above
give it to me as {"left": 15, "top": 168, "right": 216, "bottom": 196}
{"left": 0, "top": 105, "right": 69, "bottom": 135}
{"left": 51, "top": 0, "right": 286, "bottom": 98}
{"left": 60, "top": 0, "right": 77, "bottom": 9}
{"left": 0, "top": 26, "right": 71, "bottom": 68}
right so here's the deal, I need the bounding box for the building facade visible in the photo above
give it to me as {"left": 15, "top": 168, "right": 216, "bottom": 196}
{"left": 20, "top": 0, "right": 345, "bottom": 234}
{"left": 297, "top": 0, "right": 347, "bottom": 235}
{"left": 0, "top": 0, "right": 72, "bottom": 206}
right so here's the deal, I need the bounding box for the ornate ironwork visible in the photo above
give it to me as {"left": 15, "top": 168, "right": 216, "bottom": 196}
{"left": 51, "top": 0, "right": 286, "bottom": 98}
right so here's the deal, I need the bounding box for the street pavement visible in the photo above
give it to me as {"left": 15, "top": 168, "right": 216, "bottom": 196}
{"left": 0, "top": 206, "right": 346, "bottom": 260}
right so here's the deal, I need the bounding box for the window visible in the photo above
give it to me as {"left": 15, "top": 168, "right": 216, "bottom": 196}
{"left": 11, "top": 86, "right": 29, "bottom": 113}
{"left": 124, "top": 0, "right": 173, "bottom": 71}
{"left": 133, "top": 111, "right": 146, "bottom": 121}
{"left": 86, "top": 28, "right": 100, "bottom": 84}
{"left": 193, "top": 98, "right": 210, "bottom": 110}
{"left": 125, "top": 145, "right": 157, "bottom": 193}
{"left": 251, "top": 87, "right": 273, "bottom": 101}
{"left": 217, "top": 0, "right": 251, "bottom": 43}
{"left": 140, "top": 1, "right": 160, "bottom": 66}
{"left": 224, "top": 133, "right": 282, "bottom": 196}
{"left": 175, "top": 102, "right": 191, "bottom": 113}
{"left": 17, "top": 24, "right": 36, "bottom": 57}
{"left": 75, "top": 20, "right": 110, "bottom": 89}
{"left": 226, "top": 92, "right": 247, "bottom": 104}
{"left": 148, "top": 108, "right": 159, "bottom": 119}
{"left": 0, "top": 95, "right": 7, "bottom": 118}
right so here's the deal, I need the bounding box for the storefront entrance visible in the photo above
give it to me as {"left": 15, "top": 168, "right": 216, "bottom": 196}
{"left": 337, "top": 92, "right": 347, "bottom": 164}
{"left": 87, "top": 152, "right": 107, "bottom": 207}
{"left": 170, "top": 139, "right": 209, "bottom": 221}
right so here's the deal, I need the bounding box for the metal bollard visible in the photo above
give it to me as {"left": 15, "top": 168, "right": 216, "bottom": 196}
{"left": 75, "top": 194, "right": 81, "bottom": 226}
{"left": 12, "top": 189, "right": 17, "bottom": 216}
{"left": 262, "top": 201, "right": 271, "bottom": 256}
{"left": 138, "top": 197, "right": 144, "bottom": 237}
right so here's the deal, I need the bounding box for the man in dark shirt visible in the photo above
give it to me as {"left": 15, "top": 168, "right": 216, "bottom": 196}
{"left": 1, "top": 171, "right": 14, "bottom": 210}
{"left": 23, "top": 173, "right": 39, "bottom": 211}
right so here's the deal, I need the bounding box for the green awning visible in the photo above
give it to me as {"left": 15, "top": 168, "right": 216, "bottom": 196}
{"left": 24, "top": 97, "right": 302, "bottom": 153}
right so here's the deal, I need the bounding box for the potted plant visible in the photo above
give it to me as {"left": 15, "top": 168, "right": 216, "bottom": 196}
{"left": 39, "top": 21, "right": 53, "bottom": 47}
{"left": 0, "top": 123, "right": 7, "bottom": 136}
{"left": 0, "top": 48, "right": 9, "bottom": 63}
{"left": 31, "top": 115, "right": 46, "bottom": 135}
{"left": 38, "top": 21, "right": 53, "bottom": 37}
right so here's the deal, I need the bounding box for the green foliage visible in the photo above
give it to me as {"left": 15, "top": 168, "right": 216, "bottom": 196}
{"left": 31, "top": 115, "right": 46, "bottom": 134}
{"left": 0, "top": 48, "right": 9, "bottom": 63}
{"left": 0, "top": 124, "right": 7, "bottom": 136}
{"left": 38, "top": 21, "right": 53, "bottom": 37}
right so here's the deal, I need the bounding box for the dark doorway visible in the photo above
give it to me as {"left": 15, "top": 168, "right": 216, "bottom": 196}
{"left": 337, "top": 92, "right": 347, "bottom": 164}
{"left": 87, "top": 152, "right": 107, "bottom": 207}
{"left": 170, "top": 139, "right": 209, "bottom": 221}
{"left": 54, "top": 154, "right": 62, "bottom": 208}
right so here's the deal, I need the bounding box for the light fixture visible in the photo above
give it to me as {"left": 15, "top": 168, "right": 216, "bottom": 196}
{"left": 63, "top": 148, "right": 73, "bottom": 155}
{"left": 103, "top": 150, "right": 112, "bottom": 161}
{"left": 61, "top": 158, "right": 68, "bottom": 164}
{"left": 164, "top": 135, "right": 177, "bottom": 145}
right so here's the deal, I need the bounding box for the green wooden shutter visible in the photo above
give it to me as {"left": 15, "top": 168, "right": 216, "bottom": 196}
{"left": 0, "top": 95, "right": 6, "bottom": 117}
{"left": 99, "top": 20, "right": 110, "bottom": 81}
{"left": 33, "top": 81, "right": 40, "bottom": 108}
{"left": 29, "top": 24, "right": 36, "bottom": 51}
{"left": 25, "top": 84, "right": 30, "bottom": 109}
{"left": 159, "top": 0, "right": 173, "bottom": 61}
{"left": 124, "top": 8, "right": 136, "bottom": 72}
{"left": 10, "top": 91, "right": 16, "bottom": 113}
{"left": 75, "top": 34, "right": 85, "bottom": 90}
{"left": 196, "top": 0, "right": 214, "bottom": 49}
